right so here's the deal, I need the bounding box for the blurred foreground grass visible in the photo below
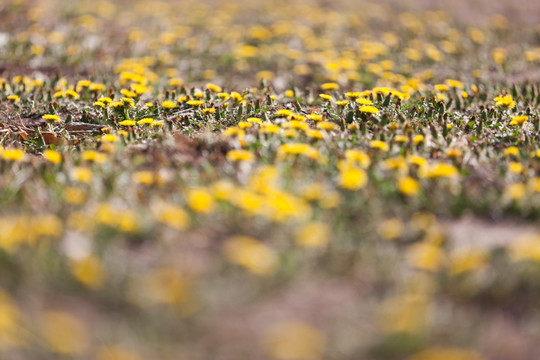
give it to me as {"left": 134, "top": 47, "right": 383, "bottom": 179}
{"left": 1, "top": 0, "right": 540, "bottom": 359}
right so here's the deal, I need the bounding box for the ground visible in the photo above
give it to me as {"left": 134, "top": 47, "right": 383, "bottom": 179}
{"left": 1, "top": 0, "right": 540, "bottom": 359}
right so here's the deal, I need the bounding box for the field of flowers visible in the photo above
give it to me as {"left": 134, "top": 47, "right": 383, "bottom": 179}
{"left": 1, "top": 0, "right": 540, "bottom": 359}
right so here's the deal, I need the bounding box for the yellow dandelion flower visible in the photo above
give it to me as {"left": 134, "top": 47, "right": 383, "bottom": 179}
{"left": 40, "top": 311, "right": 89, "bottom": 355}
{"left": 262, "top": 322, "right": 326, "bottom": 360}
{"left": 227, "top": 149, "right": 255, "bottom": 162}
{"left": 1, "top": 149, "right": 25, "bottom": 162}
{"left": 118, "top": 119, "right": 136, "bottom": 126}
{"left": 307, "top": 113, "right": 323, "bottom": 121}
{"left": 186, "top": 187, "right": 215, "bottom": 214}
{"left": 81, "top": 150, "right": 107, "bottom": 163}
{"left": 369, "top": 140, "right": 389, "bottom": 151}
{"left": 42, "top": 114, "right": 60, "bottom": 123}
{"left": 137, "top": 118, "right": 154, "bottom": 125}
{"left": 319, "top": 94, "right": 332, "bottom": 100}
{"left": 510, "top": 115, "right": 528, "bottom": 125}
{"left": 43, "top": 150, "right": 62, "bottom": 164}
{"left": 359, "top": 105, "right": 379, "bottom": 114}
{"left": 494, "top": 94, "right": 516, "bottom": 109}
{"left": 71, "top": 167, "right": 93, "bottom": 183}
{"left": 398, "top": 176, "right": 420, "bottom": 196}
{"left": 295, "top": 222, "right": 330, "bottom": 248}
{"left": 187, "top": 100, "right": 205, "bottom": 107}
{"left": 338, "top": 163, "right": 368, "bottom": 190}
{"left": 206, "top": 83, "right": 222, "bottom": 92}
{"left": 321, "top": 82, "right": 339, "bottom": 90}
{"left": 224, "top": 236, "right": 278, "bottom": 276}
{"left": 161, "top": 100, "right": 176, "bottom": 109}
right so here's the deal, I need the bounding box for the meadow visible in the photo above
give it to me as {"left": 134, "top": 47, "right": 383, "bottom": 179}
{"left": 1, "top": 0, "right": 540, "bottom": 359}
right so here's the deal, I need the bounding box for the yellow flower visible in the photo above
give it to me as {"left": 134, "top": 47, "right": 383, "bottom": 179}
{"left": 508, "top": 234, "right": 540, "bottom": 262}
{"left": 64, "top": 90, "right": 80, "bottom": 99}
{"left": 81, "top": 150, "right": 107, "bottom": 163}
{"left": 345, "top": 92, "right": 362, "bottom": 99}
{"left": 407, "top": 347, "right": 486, "bottom": 360}
{"left": 305, "top": 129, "right": 323, "bottom": 139}
{"left": 406, "top": 241, "right": 443, "bottom": 271}
{"left": 206, "top": 83, "right": 222, "bottom": 92}
{"left": 359, "top": 105, "right": 380, "bottom": 114}
{"left": 42, "top": 114, "right": 61, "bottom": 123}
{"left": 186, "top": 187, "right": 215, "bottom": 214}
{"left": 40, "top": 311, "right": 89, "bottom": 355}
{"left": 434, "top": 84, "right": 449, "bottom": 92}
{"left": 494, "top": 94, "right": 516, "bottom": 109}
{"left": 492, "top": 47, "right": 507, "bottom": 64}
{"left": 529, "top": 177, "right": 540, "bottom": 193}
{"left": 262, "top": 322, "right": 326, "bottom": 360}
{"left": 202, "top": 107, "right": 216, "bottom": 114}
{"left": 446, "top": 79, "right": 464, "bottom": 89}
{"left": 63, "top": 187, "right": 87, "bottom": 205}
{"left": 508, "top": 162, "right": 523, "bottom": 174}
{"left": 7, "top": 94, "right": 20, "bottom": 102}
{"left": 132, "top": 171, "right": 156, "bottom": 185}
{"left": 151, "top": 201, "right": 189, "bottom": 230}
{"left": 120, "top": 89, "right": 137, "bottom": 98}
{"left": 283, "top": 120, "right": 308, "bottom": 131}
{"left": 118, "top": 119, "right": 136, "bottom": 126}
{"left": 126, "top": 268, "right": 190, "bottom": 306}
{"left": 277, "top": 143, "right": 320, "bottom": 160}
{"left": 97, "top": 346, "right": 142, "bottom": 360}
{"left": 101, "top": 134, "right": 118, "bottom": 142}
{"left": 43, "top": 149, "right": 62, "bottom": 164}
{"left": 307, "top": 113, "right": 323, "bottom": 121}
{"left": 379, "top": 218, "right": 405, "bottom": 240}
{"left": 2, "top": 148, "right": 25, "bottom": 162}
{"left": 336, "top": 100, "right": 350, "bottom": 106}
{"left": 136, "top": 118, "right": 154, "bottom": 125}
{"left": 510, "top": 115, "right": 529, "bottom": 125}
{"left": 505, "top": 182, "right": 526, "bottom": 200}
{"left": 421, "top": 163, "right": 459, "bottom": 178}
{"left": 247, "top": 117, "right": 261, "bottom": 124}
{"left": 274, "top": 109, "right": 294, "bottom": 117}
{"left": 394, "top": 135, "right": 408, "bottom": 143}
{"left": 344, "top": 149, "right": 371, "bottom": 168}
{"left": 238, "top": 121, "right": 252, "bottom": 129}
{"left": 224, "top": 236, "right": 278, "bottom": 276}
{"left": 449, "top": 249, "right": 487, "bottom": 275}
{"left": 90, "top": 83, "right": 105, "bottom": 92}
{"left": 71, "top": 167, "right": 93, "bottom": 184}
{"left": 161, "top": 100, "right": 176, "bottom": 109}
{"left": 168, "top": 78, "right": 183, "bottom": 86}
{"left": 369, "top": 140, "right": 389, "bottom": 151}
{"left": 321, "top": 82, "right": 339, "bottom": 90}
{"left": 227, "top": 149, "right": 255, "bottom": 162}
{"left": 295, "top": 222, "right": 330, "bottom": 248}
{"left": 187, "top": 100, "right": 205, "bottom": 107}
{"left": 98, "top": 97, "right": 113, "bottom": 104}
{"left": 338, "top": 162, "right": 368, "bottom": 190}
{"left": 503, "top": 146, "right": 519, "bottom": 157}
{"left": 0, "top": 290, "right": 26, "bottom": 349}
{"left": 355, "top": 97, "right": 373, "bottom": 105}
{"left": 398, "top": 176, "right": 420, "bottom": 196}
{"left": 317, "top": 121, "right": 339, "bottom": 131}
{"left": 319, "top": 94, "right": 332, "bottom": 100}
{"left": 69, "top": 255, "right": 105, "bottom": 289}
{"left": 445, "top": 148, "right": 462, "bottom": 158}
